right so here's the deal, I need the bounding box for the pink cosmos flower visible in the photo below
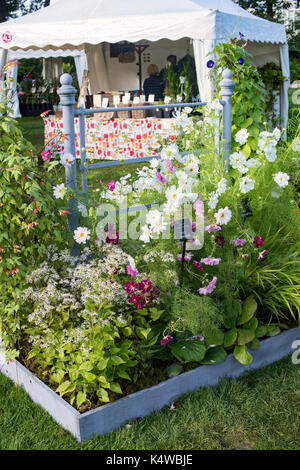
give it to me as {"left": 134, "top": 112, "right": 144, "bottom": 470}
{"left": 156, "top": 172, "right": 167, "bottom": 184}
{"left": 258, "top": 250, "right": 267, "bottom": 261}
{"left": 124, "top": 281, "right": 139, "bottom": 294}
{"left": 177, "top": 252, "right": 194, "bottom": 262}
{"left": 230, "top": 239, "right": 247, "bottom": 247}
{"left": 107, "top": 180, "right": 115, "bottom": 191}
{"left": 41, "top": 150, "right": 51, "bottom": 161}
{"left": 205, "top": 225, "right": 222, "bottom": 233}
{"left": 165, "top": 159, "right": 175, "bottom": 173}
{"left": 127, "top": 265, "right": 139, "bottom": 278}
{"left": 199, "top": 276, "right": 218, "bottom": 296}
{"left": 193, "top": 199, "right": 204, "bottom": 217}
{"left": 160, "top": 336, "right": 174, "bottom": 347}
{"left": 139, "top": 280, "right": 153, "bottom": 293}
{"left": 193, "top": 260, "right": 204, "bottom": 271}
{"left": 200, "top": 258, "right": 221, "bottom": 266}
{"left": 253, "top": 236, "right": 264, "bottom": 248}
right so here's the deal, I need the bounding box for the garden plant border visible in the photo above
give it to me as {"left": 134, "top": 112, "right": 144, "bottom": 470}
{"left": 1, "top": 326, "right": 299, "bottom": 442}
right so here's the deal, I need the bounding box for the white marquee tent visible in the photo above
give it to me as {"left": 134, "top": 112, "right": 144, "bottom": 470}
{"left": 0, "top": 0, "right": 290, "bottom": 128}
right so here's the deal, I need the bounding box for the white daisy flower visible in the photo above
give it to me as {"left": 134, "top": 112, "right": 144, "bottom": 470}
{"left": 274, "top": 172, "right": 289, "bottom": 188}
{"left": 208, "top": 192, "right": 219, "bottom": 210}
{"left": 214, "top": 206, "right": 232, "bottom": 225}
{"left": 235, "top": 128, "right": 249, "bottom": 145}
{"left": 139, "top": 225, "right": 151, "bottom": 243}
{"left": 60, "top": 152, "right": 74, "bottom": 166}
{"left": 239, "top": 176, "right": 256, "bottom": 194}
{"left": 216, "top": 178, "right": 227, "bottom": 195}
{"left": 53, "top": 183, "right": 66, "bottom": 199}
{"left": 74, "top": 227, "right": 90, "bottom": 244}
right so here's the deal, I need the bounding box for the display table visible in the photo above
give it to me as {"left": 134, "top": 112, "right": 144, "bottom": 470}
{"left": 44, "top": 117, "right": 177, "bottom": 160}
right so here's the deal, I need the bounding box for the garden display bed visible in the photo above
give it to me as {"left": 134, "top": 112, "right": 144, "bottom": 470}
{"left": 1, "top": 327, "right": 299, "bottom": 443}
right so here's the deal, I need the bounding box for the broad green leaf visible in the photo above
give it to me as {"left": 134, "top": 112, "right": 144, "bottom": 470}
{"left": 224, "top": 329, "right": 237, "bottom": 348}
{"left": 205, "top": 330, "right": 224, "bottom": 347}
{"left": 247, "top": 338, "right": 260, "bottom": 350}
{"left": 122, "top": 327, "right": 133, "bottom": 337}
{"left": 109, "top": 382, "right": 123, "bottom": 394}
{"left": 243, "top": 317, "right": 258, "bottom": 331}
{"left": 165, "top": 362, "right": 183, "bottom": 378}
{"left": 201, "top": 346, "right": 227, "bottom": 365}
{"left": 237, "top": 296, "right": 257, "bottom": 325}
{"left": 241, "top": 143, "right": 251, "bottom": 158}
{"left": 97, "top": 358, "right": 108, "bottom": 370}
{"left": 76, "top": 391, "right": 87, "bottom": 408}
{"left": 233, "top": 345, "right": 253, "bottom": 365}
{"left": 136, "top": 327, "right": 151, "bottom": 340}
{"left": 109, "top": 356, "right": 126, "bottom": 365}
{"left": 267, "top": 326, "right": 281, "bottom": 337}
{"left": 255, "top": 325, "right": 268, "bottom": 338}
{"left": 96, "top": 388, "right": 110, "bottom": 403}
{"left": 170, "top": 340, "right": 206, "bottom": 363}
{"left": 237, "top": 328, "right": 255, "bottom": 346}
{"left": 117, "top": 370, "right": 131, "bottom": 381}
{"left": 81, "top": 371, "right": 97, "bottom": 382}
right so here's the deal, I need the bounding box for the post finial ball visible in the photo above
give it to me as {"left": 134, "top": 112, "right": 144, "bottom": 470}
{"left": 222, "top": 69, "right": 233, "bottom": 80}
{"left": 60, "top": 73, "right": 73, "bottom": 86}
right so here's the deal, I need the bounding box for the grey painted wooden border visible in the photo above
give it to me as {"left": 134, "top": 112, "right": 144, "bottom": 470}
{"left": 1, "top": 326, "right": 300, "bottom": 442}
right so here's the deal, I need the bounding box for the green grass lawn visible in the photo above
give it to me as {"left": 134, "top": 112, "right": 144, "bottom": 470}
{"left": 0, "top": 356, "right": 299, "bottom": 450}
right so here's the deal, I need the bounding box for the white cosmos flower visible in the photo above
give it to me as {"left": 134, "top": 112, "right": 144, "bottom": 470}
{"left": 53, "top": 183, "right": 66, "bottom": 199}
{"left": 235, "top": 128, "right": 249, "bottom": 145}
{"left": 246, "top": 158, "right": 261, "bottom": 169}
{"left": 78, "top": 201, "right": 88, "bottom": 217}
{"left": 161, "top": 144, "right": 178, "bottom": 160}
{"left": 139, "top": 225, "right": 151, "bottom": 243}
{"left": 166, "top": 186, "right": 183, "bottom": 205}
{"left": 216, "top": 178, "right": 227, "bottom": 195}
{"left": 208, "top": 192, "right": 219, "bottom": 210}
{"left": 60, "top": 153, "right": 74, "bottom": 166}
{"left": 292, "top": 136, "right": 300, "bottom": 152}
{"left": 151, "top": 218, "right": 167, "bottom": 235}
{"left": 74, "top": 227, "right": 90, "bottom": 244}
{"left": 239, "top": 176, "right": 255, "bottom": 194}
{"left": 274, "top": 172, "right": 289, "bottom": 188}
{"left": 265, "top": 146, "right": 277, "bottom": 162}
{"left": 214, "top": 206, "right": 232, "bottom": 225}
{"left": 229, "top": 152, "right": 246, "bottom": 170}
{"left": 185, "top": 160, "right": 199, "bottom": 176}
{"left": 146, "top": 209, "right": 162, "bottom": 226}
{"left": 272, "top": 127, "right": 281, "bottom": 141}
{"left": 150, "top": 158, "right": 160, "bottom": 169}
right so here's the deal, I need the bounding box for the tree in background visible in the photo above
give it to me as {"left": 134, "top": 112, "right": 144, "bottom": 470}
{"left": 234, "top": 0, "right": 298, "bottom": 23}
{"left": 0, "top": 0, "right": 22, "bottom": 22}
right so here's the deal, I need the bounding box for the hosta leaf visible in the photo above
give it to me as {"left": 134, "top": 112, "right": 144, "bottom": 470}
{"left": 76, "top": 391, "right": 87, "bottom": 408}
{"left": 224, "top": 329, "right": 237, "bottom": 348}
{"left": 109, "top": 382, "right": 123, "bottom": 394}
{"left": 205, "top": 330, "right": 224, "bottom": 347}
{"left": 165, "top": 362, "right": 183, "bottom": 378}
{"left": 237, "top": 296, "right": 257, "bottom": 325}
{"left": 233, "top": 345, "right": 253, "bottom": 365}
{"left": 267, "top": 326, "right": 281, "bottom": 337}
{"left": 247, "top": 338, "right": 260, "bottom": 350}
{"left": 237, "top": 328, "right": 255, "bottom": 346}
{"left": 201, "top": 346, "right": 227, "bottom": 365}
{"left": 255, "top": 325, "right": 268, "bottom": 338}
{"left": 170, "top": 340, "right": 206, "bottom": 363}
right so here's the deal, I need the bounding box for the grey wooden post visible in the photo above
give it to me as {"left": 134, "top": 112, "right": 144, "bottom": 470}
{"left": 58, "top": 73, "right": 80, "bottom": 256}
{"left": 220, "top": 69, "right": 235, "bottom": 167}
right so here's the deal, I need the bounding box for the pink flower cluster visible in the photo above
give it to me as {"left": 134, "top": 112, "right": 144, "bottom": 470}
{"left": 125, "top": 280, "right": 160, "bottom": 309}
{"left": 205, "top": 224, "right": 222, "bottom": 233}
{"left": 198, "top": 276, "right": 218, "bottom": 296}
{"left": 160, "top": 336, "right": 174, "bottom": 347}
{"left": 41, "top": 150, "right": 52, "bottom": 162}
{"left": 253, "top": 236, "right": 264, "bottom": 248}
{"left": 230, "top": 239, "right": 247, "bottom": 247}
{"left": 200, "top": 258, "right": 221, "bottom": 266}
{"left": 177, "top": 252, "right": 194, "bottom": 262}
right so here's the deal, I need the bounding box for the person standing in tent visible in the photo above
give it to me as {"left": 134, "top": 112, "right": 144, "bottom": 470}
{"left": 143, "top": 64, "right": 164, "bottom": 101}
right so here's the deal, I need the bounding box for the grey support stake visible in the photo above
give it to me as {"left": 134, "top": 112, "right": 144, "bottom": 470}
{"left": 220, "top": 69, "right": 235, "bottom": 168}
{"left": 58, "top": 73, "right": 80, "bottom": 257}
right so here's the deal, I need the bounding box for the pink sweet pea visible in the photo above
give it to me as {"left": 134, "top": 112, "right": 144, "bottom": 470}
{"left": 107, "top": 180, "right": 115, "bottom": 191}
{"left": 127, "top": 265, "right": 139, "bottom": 278}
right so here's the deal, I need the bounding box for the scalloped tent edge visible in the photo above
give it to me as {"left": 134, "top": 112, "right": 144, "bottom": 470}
{"left": 0, "top": 0, "right": 289, "bottom": 130}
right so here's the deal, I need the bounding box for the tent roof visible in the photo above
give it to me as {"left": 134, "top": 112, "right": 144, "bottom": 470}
{"left": 0, "top": 0, "right": 287, "bottom": 50}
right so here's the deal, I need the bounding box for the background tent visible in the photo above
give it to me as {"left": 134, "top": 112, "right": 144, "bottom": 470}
{"left": 0, "top": 0, "right": 290, "bottom": 128}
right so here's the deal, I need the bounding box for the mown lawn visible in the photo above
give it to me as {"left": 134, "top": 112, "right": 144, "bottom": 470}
{"left": 0, "top": 356, "right": 299, "bottom": 450}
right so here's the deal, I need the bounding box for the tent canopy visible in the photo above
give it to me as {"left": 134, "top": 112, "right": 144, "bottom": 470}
{"left": 0, "top": 0, "right": 289, "bottom": 129}
{"left": 0, "top": 0, "right": 287, "bottom": 50}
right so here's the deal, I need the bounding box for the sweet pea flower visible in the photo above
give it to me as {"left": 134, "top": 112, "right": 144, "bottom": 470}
{"left": 160, "top": 336, "right": 174, "bottom": 347}
{"left": 127, "top": 264, "right": 139, "bottom": 278}
{"left": 199, "top": 276, "right": 218, "bottom": 296}
{"left": 258, "top": 250, "right": 267, "bottom": 261}
{"left": 193, "top": 199, "right": 204, "bottom": 217}
{"left": 107, "top": 180, "right": 115, "bottom": 191}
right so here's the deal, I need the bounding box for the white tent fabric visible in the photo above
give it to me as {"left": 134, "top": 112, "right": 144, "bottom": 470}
{"left": 0, "top": 0, "right": 289, "bottom": 127}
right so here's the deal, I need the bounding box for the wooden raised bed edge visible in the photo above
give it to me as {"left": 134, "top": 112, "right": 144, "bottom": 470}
{"left": 1, "top": 326, "right": 300, "bottom": 442}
